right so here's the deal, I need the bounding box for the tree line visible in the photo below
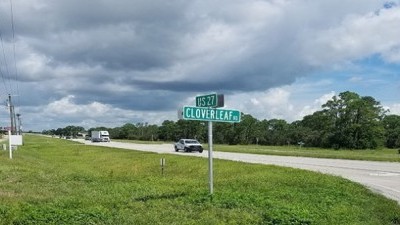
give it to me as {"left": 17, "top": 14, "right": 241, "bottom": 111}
{"left": 42, "top": 91, "right": 400, "bottom": 150}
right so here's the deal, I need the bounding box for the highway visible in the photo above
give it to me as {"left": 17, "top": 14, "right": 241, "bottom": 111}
{"left": 75, "top": 139, "right": 400, "bottom": 204}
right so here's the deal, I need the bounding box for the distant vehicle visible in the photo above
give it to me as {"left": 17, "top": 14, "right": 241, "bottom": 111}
{"left": 91, "top": 131, "right": 110, "bottom": 142}
{"left": 84, "top": 135, "right": 91, "bottom": 141}
{"left": 174, "top": 139, "right": 203, "bottom": 153}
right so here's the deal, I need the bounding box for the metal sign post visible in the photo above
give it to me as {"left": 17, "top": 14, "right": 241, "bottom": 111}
{"left": 208, "top": 121, "right": 213, "bottom": 195}
{"left": 8, "top": 130, "right": 12, "bottom": 159}
{"left": 179, "top": 93, "right": 240, "bottom": 195}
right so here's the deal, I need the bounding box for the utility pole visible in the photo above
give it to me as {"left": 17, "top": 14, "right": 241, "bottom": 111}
{"left": 7, "top": 94, "right": 18, "bottom": 135}
{"left": 16, "top": 113, "right": 21, "bottom": 135}
{"left": 8, "top": 94, "right": 15, "bottom": 135}
{"left": 13, "top": 110, "right": 17, "bottom": 135}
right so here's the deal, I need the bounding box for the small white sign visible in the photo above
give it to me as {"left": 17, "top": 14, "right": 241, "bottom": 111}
{"left": 10, "top": 135, "right": 23, "bottom": 146}
{"left": 160, "top": 158, "right": 166, "bottom": 166}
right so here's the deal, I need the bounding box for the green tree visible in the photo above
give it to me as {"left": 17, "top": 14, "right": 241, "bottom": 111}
{"left": 299, "top": 110, "right": 332, "bottom": 147}
{"left": 109, "top": 127, "right": 123, "bottom": 139}
{"left": 234, "top": 114, "right": 259, "bottom": 144}
{"left": 175, "top": 120, "right": 206, "bottom": 142}
{"left": 322, "top": 91, "right": 386, "bottom": 149}
{"left": 382, "top": 114, "right": 400, "bottom": 148}
{"left": 121, "top": 123, "right": 138, "bottom": 140}
{"left": 213, "top": 122, "right": 234, "bottom": 144}
{"left": 143, "top": 124, "right": 159, "bottom": 141}
{"left": 64, "top": 126, "right": 85, "bottom": 137}
{"left": 257, "top": 119, "right": 290, "bottom": 145}
{"left": 158, "top": 120, "right": 179, "bottom": 141}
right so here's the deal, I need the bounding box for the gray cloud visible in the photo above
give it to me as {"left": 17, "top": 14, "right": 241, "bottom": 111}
{"left": 0, "top": 0, "right": 399, "bottom": 130}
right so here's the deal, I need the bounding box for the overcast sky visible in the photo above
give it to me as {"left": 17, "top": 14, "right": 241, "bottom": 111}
{"left": 0, "top": 0, "right": 399, "bottom": 131}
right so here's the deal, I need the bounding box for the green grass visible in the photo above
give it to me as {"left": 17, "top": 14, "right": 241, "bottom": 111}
{"left": 0, "top": 135, "right": 399, "bottom": 224}
{"left": 209, "top": 144, "right": 400, "bottom": 162}
{"left": 112, "top": 139, "right": 169, "bottom": 144}
{"left": 112, "top": 139, "right": 400, "bottom": 162}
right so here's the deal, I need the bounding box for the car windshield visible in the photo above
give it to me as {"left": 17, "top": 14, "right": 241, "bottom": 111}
{"left": 185, "top": 140, "right": 199, "bottom": 144}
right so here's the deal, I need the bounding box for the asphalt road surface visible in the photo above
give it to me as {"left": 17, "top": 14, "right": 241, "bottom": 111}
{"left": 75, "top": 139, "right": 400, "bottom": 204}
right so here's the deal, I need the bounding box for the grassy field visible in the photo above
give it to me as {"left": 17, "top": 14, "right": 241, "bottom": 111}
{"left": 114, "top": 139, "right": 400, "bottom": 162}
{"left": 211, "top": 144, "right": 400, "bottom": 162}
{"left": 0, "top": 135, "right": 399, "bottom": 224}
{"left": 113, "top": 139, "right": 168, "bottom": 145}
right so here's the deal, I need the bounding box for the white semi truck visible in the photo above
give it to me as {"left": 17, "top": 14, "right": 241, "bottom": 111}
{"left": 91, "top": 130, "right": 110, "bottom": 142}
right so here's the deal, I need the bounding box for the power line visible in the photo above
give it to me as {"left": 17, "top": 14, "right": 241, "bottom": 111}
{"left": 9, "top": 0, "right": 20, "bottom": 107}
{"left": 0, "top": 31, "right": 11, "bottom": 94}
{"left": 0, "top": 0, "right": 21, "bottom": 135}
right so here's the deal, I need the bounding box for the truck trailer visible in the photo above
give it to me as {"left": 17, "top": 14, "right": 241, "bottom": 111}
{"left": 91, "top": 130, "right": 110, "bottom": 142}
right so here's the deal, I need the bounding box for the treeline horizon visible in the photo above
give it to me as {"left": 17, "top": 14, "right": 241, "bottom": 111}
{"left": 42, "top": 91, "right": 400, "bottom": 150}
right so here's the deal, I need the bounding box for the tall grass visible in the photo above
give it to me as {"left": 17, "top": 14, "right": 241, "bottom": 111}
{"left": 0, "top": 135, "right": 399, "bottom": 224}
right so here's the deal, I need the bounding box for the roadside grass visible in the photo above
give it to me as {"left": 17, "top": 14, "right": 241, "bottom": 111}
{"left": 112, "top": 139, "right": 169, "bottom": 145}
{"left": 0, "top": 135, "right": 399, "bottom": 224}
{"left": 210, "top": 144, "right": 400, "bottom": 162}
{"left": 112, "top": 139, "right": 400, "bottom": 162}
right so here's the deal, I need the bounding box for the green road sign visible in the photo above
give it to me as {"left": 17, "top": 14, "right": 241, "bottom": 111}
{"left": 183, "top": 106, "right": 241, "bottom": 123}
{"left": 196, "top": 93, "right": 217, "bottom": 107}
{"left": 196, "top": 93, "right": 222, "bottom": 107}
